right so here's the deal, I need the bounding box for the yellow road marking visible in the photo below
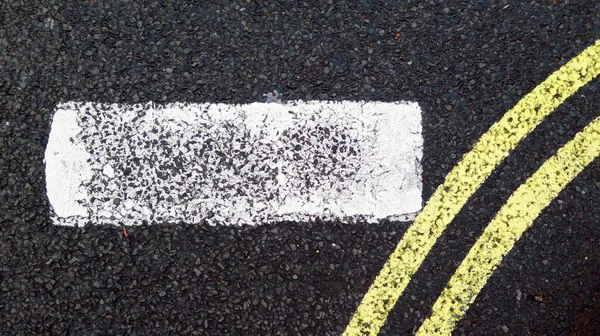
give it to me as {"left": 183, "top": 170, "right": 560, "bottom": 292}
{"left": 417, "top": 116, "right": 600, "bottom": 335}
{"left": 343, "top": 40, "right": 600, "bottom": 336}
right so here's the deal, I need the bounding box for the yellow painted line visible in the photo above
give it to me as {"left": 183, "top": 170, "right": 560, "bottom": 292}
{"left": 417, "top": 116, "right": 600, "bottom": 335}
{"left": 343, "top": 40, "right": 600, "bottom": 336}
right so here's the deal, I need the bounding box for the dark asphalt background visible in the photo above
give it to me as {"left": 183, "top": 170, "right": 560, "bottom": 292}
{"left": 1, "top": 1, "right": 600, "bottom": 335}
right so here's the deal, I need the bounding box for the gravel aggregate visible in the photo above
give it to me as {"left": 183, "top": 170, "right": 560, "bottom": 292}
{"left": 2, "top": 1, "right": 600, "bottom": 335}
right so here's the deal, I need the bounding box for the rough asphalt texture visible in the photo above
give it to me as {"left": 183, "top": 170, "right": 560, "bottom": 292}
{"left": 1, "top": 1, "right": 600, "bottom": 335}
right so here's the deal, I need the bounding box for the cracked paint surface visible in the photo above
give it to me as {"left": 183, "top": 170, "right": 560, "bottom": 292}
{"left": 45, "top": 100, "right": 422, "bottom": 226}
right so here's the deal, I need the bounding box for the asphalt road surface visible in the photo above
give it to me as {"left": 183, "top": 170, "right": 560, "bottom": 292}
{"left": 2, "top": 1, "right": 600, "bottom": 335}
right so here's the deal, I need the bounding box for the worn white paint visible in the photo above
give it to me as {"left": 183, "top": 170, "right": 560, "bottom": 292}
{"left": 44, "top": 108, "right": 93, "bottom": 218}
{"left": 45, "top": 100, "right": 423, "bottom": 226}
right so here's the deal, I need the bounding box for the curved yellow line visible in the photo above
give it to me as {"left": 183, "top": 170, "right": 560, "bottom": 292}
{"left": 343, "top": 40, "right": 600, "bottom": 336}
{"left": 418, "top": 116, "right": 600, "bottom": 335}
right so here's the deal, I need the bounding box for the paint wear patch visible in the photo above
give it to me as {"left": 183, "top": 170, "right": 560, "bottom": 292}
{"left": 45, "top": 101, "right": 423, "bottom": 226}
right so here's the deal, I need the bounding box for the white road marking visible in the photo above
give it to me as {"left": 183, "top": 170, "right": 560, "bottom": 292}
{"left": 45, "top": 101, "right": 422, "bottom": 226}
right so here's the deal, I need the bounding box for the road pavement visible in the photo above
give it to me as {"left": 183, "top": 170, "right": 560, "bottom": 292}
{"left": 1, "top": 1, "right": 599, "bottom": 335}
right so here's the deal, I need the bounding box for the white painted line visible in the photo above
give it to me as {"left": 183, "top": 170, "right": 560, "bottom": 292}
{"left": 45, "top": 101, "right": 423, "bottom": 226}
